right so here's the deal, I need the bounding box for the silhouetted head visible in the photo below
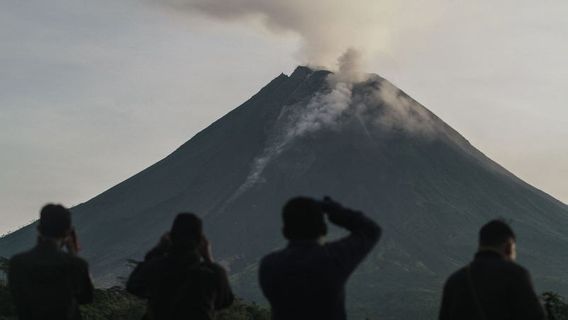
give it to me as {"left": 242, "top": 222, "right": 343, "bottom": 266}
{"left": 478, "top": 219, "right": 517, "bottom": 261}
{"left": 282, "top": 197, "right": 327, "bottom": 241}
{"left": 170, "top": 213, "right": 203, "bottom": 248}
{"left": 37, "top": 204, "right": 72, "bottom": 239}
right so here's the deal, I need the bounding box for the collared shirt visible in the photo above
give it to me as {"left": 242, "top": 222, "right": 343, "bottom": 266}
{"left": 8, "top": 240, "right": 94, "bottom": 320}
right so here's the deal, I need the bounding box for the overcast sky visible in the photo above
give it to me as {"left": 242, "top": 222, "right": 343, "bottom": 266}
{"left": 1, "top": 0, "right": 567, "bottom": 235}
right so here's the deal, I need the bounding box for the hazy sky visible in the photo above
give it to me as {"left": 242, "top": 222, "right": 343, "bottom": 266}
{"left": 1, "top": 0, "right": 567, "bottom": 235}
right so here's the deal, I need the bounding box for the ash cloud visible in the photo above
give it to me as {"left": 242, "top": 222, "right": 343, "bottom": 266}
{"left": 159, "top": 0, "right": 395, "bottom": 67}
{"left": 160, "top": 0, "right": 439, "bottom": 136}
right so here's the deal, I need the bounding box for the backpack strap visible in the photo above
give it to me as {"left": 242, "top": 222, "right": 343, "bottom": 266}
{"left": 466, "top": 264, "right": 488, "bottom": 320}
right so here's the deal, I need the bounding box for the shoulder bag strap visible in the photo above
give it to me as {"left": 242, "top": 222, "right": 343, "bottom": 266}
{"left": 466, "top": 264, "right": 488, "bottom": 320}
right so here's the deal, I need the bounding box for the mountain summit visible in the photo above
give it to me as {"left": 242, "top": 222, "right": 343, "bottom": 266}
{"left": 2, "top": 66, "right": 567, "bottom": 319}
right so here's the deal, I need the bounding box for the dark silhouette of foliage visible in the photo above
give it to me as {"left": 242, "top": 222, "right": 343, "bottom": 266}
{"left": 2, "top": 278, "right": 566, "bottom": 320}
{"left": 543, "top": 292, "right": 568, "bottom": 320}
{"left": 0, "top": 255, "right": 269, "bottom": 319}
{"left": 116, "top": 259, "right": 141, "bottom": 286}
{"left": 79, "top": 287, "right": 146, "bottom": 320}
{"left": 0, "top": 257, "right": 14, "bottom": 320}
{"left": 0, "top": 279, "right": 269, "bottom": 320}
{"left": 0, "top": 283, "right": 15, "bottom": 320}
{"left": 0, "top": 257, "right": 8, "bottom": 281}
{"left": 218, "top": 298, "right": 270, "bottom": 320}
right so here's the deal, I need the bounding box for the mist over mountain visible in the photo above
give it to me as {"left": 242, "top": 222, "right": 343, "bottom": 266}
{"left": 2, "top": 66, "right": 568, "bottom": 319}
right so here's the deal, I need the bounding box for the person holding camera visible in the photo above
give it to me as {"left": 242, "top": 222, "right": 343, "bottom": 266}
{"left": 127, "top": 213, "right": 234, "bottom": 320}
{"left": 259, "top": 196, "right": 382, "bottom": 320}
{"left": 8, "top": 204, "right": 94, "bottom": 320}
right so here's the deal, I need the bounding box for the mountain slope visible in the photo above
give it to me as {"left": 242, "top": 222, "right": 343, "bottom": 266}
{"left": 1, "top": 66, "right": 567, "bottom": 319}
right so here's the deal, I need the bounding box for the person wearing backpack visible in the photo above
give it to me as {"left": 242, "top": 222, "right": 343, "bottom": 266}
{"left": 127, "top": 213, "right": 233, "bottom": 320}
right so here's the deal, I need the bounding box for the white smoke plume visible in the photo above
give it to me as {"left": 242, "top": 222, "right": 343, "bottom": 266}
{"left": 282, "top": 48, "right": 366, "bottom": 141}
{"left": 289, "top": 48, "right": 437, "bottom": 138}
{"left": 159, "top": 0, "right": 398, "bottom": 67}
{"left": 160, "top": 0, "right": 441, "bottom": 135}
{"left": 230, "top": 48, "right": 441, "bottom": 198}
{"left": 373, "top": 80, "right": 438, "bottom": 135}
{"left": 229, "top": 50, "right": 368, "bottom": 198}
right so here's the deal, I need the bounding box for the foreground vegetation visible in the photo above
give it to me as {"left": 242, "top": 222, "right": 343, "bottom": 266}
{"left": 0, "top": 283, "right": 270, "bottom": 320}
{"left": 0, "top": 284, "right": 269, "bottom": 320}
{"left": 2, "top": 281, "right": 567, "bottom": 320}
{"left": 0, "top": 257, "right": 565, "bottom": 320}
{"left": 0, "top": 256, "right": 269, "bottom": 320}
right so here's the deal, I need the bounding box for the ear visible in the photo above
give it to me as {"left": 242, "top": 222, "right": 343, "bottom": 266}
{"left": 503, "top": 239, "right": 516, "bottom": 261}
{"left": 504, "top": 241, "right": 513, "bottom": 256}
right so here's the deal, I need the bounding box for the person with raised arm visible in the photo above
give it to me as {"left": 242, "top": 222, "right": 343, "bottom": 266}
{"left": 259, "top": 196, "right": 382, "bottom": 320}
{"left": 9, "top": 204, "right": 94, "bottom": 320}
{"left": 127, "top": 213, "right": 233, "bottom": 320}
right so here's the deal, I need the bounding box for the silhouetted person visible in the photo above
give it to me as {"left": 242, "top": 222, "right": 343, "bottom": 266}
{"left": 127, "top": 213, "right": 234, "bottom": 320}
{"left": 8, "top": 204, "right": 94, "bottom": 320}
{"left": 439, "top": 219, "right": 545, "bottom": 320}
{"left": 259, "top": 196, "right": 381, "bottom": 320}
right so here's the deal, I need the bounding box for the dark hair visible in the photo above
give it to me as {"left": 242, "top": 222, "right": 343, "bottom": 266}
{"left": 282, "top": 197, "right": 327, "bottom": 240}
{"left": 38, "top": 204, "right": 72, "bottom": 238}
{"left": 479, "top": 219, "right": 516, "bottom": 247}
{"left": 170, "top": 213, "right": 202, "bottom": 247}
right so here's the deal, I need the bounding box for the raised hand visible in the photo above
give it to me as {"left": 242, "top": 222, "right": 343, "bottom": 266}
{"left": 64, "top": 228, "right": 80, "bottom": 255}
{"left": 199, "top": 235, "right": 214, "bottom": 263}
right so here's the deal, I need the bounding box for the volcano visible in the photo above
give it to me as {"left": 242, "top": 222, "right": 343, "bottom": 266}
{"left": 2, "top": 66, "right": 568, "bottom": 319}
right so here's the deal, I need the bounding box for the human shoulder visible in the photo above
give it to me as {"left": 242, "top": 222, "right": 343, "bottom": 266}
{"left": 199, "top": 262, "right": 227, "bottom": 276}
{"left": 9, "top": 251, "right": 28, "bottom": 265}
{"left": 444, "top": 266, "right": 468, "bottom": 288}
{"left": 66, "top": 254, "right": 90, "bottom": 270}
{"left": 260, "top": 249, "right": 286, "bottom": 268}
{"left": 502, "top": 260, "right": 531, "bottom": 280}
{"left": 9, "top": 248, "right": 42, "bottom": 269}
{"left": 134, "top": 255, "right": 169, "bottom": 274}
{"left": 10, "top": 247, "right": 38, "bottom": 261}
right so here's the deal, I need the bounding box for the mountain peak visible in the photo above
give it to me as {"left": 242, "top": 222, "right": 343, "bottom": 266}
{"left": 289, "top": 65, "right": 313, "bottom": 78}
{"left": 289, "top": 65, "right": 332, "bottom": 81}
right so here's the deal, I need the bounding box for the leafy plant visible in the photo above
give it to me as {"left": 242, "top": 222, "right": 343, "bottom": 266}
{"left": 543, "top": 291, "right": 568, "bottom": 320}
